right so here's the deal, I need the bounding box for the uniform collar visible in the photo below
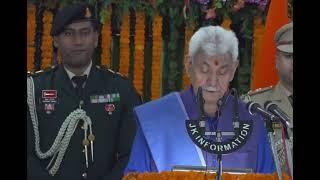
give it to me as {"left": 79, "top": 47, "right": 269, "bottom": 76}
{"left": 64, "top": 60, "right": 92, "bottom": 80}
{"left": 271, "top": 82, "right": 291, "bottom": 101}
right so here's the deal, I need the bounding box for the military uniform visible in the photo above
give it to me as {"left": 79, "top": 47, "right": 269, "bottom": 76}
{"left": 27, "top": 64, "right": 141, "bottom": 180}
{"left": 241, "top": 82, "right": 293, "bottom": 173}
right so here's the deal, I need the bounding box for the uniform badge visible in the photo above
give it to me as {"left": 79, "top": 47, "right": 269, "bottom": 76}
{"left": 90, "top": 93, "right": 120, "bottom": 104}
{"left": 42, "top": 90, "right": 58, "bottom": 114}
{"left": 44, "top": 103, "right": 55, "bottom": 114}
{"left": 272, "top": 122, "right": 282, "bottom": 129}
{"left": 105, "top": 104, "right": 115, "bottom": 115}
{"left": 85, "top": 7, "right": 92, "bottom": 18}
{"left": 42, "top": 90, "right": 57, "bottom": 100}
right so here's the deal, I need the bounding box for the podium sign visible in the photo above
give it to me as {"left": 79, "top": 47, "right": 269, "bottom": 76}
{"left": 186, "top": 120, "right": 253, "bottom": 154}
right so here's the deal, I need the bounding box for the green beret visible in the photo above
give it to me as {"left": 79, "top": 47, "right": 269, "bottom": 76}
{"left": 51, "top": 3, "right": 97, "bottom": 36}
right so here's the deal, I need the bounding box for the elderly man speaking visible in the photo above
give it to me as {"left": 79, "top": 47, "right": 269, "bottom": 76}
{"left": 124, "top": 26, "right": 276, "bottom": 174}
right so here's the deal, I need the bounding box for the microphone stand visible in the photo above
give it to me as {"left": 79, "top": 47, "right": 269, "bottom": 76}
{"left": 265, "top": 116, "right": 283, "bottom": 180}
{"left": 216, "top": 153, "right": 222, "bottom": 180}
{"left": 198, "top": 87, "right": 223, "bottom": 180}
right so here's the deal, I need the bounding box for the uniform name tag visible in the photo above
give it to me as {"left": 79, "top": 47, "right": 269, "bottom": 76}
{"left": 42, "top": 90, "right": 58, "bottom": 103}
{"left": 42, "top": 90, "right": 57, "bottom": 99}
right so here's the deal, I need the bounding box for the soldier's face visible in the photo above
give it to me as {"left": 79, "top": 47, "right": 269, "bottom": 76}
{"left": 54, "top": 21, "right": 98, "bottom": 68}
{"left": 276, "top": 50, "right": 293, "bottom": 88}
{"left": 185, "top": 52, "right": 238, "bottom": 106}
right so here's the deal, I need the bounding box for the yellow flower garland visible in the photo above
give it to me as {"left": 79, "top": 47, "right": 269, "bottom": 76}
{"left": 119, "top": 13, "right": 130, "bottom": 77}
{"left": 27, "top": 4, "right": 36, "bottom": 72}
{"left": 101, "top": 7, "right": 112, "bottom": 67}
{"left": 27, "top": 3, "right": 267, "bottom": 99}
{"left": 151, "top": 13, "right": 162, "bottom": 100}
{"left": 132, "top": 12, "right": 145, "bottom": 95}
{"left": 123, "top": 171, "right": 291, "bottom": 180}
{"left": 41, "top": 10, "right": 53, "bottom": 69}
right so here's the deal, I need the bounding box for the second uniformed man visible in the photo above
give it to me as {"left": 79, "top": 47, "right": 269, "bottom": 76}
{"left": 27, "top": 3, "right": 141, "bottom": 180}
{"left": 242, "top": 22, "right": 293, "bottom": 176}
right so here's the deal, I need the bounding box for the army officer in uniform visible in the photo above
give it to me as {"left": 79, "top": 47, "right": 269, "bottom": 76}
{"left": 242, "top": 22, "right": 293, "bottom": 175}
{"left": 27, "top": 3, "right": 141, "bottom": 180}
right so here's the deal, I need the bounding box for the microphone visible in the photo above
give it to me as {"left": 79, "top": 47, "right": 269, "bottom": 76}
{"left": 216, "top": 89, "right": 232, "bottom": 118}
{"left": 197, "top": 87, "right": 205, "bottom": 117}
{"left": 247, "top": 101, "right": 278, "bottom": 121}
{"left": 196, "top": 87, "right": 206, "bottom": 135}
{"left": 264, "top": 101, "right": 291, "bottom": 127}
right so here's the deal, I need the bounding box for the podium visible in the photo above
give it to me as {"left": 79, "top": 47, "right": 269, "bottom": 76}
{"left": 172, "top": 165, "right": 253, "bottom": 174}
{"left": 123, "top": 170, "right": 291, "bottom": 180}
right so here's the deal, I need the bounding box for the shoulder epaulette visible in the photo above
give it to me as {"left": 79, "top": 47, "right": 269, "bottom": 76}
{"left": 28, "top": 66, "right": 57, "bottom": 77}
{"left": 35, "top": 70, "right": 44, "bottom": 74}
{"left": 29, "top": 69, "right": 44, "bottom": 77}
{"left": 41, "top": 65, "right": 56, "bottom": 72}
{"left": 240, "top": 86, "right": 273, "bottom": 102}
{"left": 97, "top": 65, "right": 127, "bottom": 79}
{"left": 115, "top": 72, "right": 126, "bottom": 78}
{"left": 107, "top": 69, "right": 115, "bottom": 74}
{"left": 27, "top": 71, "right": 33, "bottom": 77}
{"left": 247, "top": 86, "right": 273, "bottom": 96}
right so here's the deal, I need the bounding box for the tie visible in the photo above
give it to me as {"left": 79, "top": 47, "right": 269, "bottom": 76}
{"left": 288, "top": 94, "right": 293, "bottom": 107}
{"left": 72, "top": 75, "right": 87, "bottom": 97}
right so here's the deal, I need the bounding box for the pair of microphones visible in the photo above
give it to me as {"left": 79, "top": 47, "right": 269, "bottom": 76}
{"left": 196, "top": 87, "right": 291, "bottom": 129}
{"left": 247, "top": 101, "right": 291, "bottom": 129}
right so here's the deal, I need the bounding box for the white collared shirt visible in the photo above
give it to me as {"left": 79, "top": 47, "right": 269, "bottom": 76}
{"left": 64, "top": 61, "right": 92, "bottom": 88}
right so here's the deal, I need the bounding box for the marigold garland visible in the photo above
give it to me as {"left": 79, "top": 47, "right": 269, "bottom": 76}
{"left": 119, "top": 13, "right": 130, "bottom": 77}
{"left": 151, "top": 13, "right": 162, "bottom": 100}
{"left": 123, "top": 171, "right": 292, "bottom": 180}
{"left": 40, "top": 10, "right": 53, "bottom": 69}
{"left": 27, "top": 3, "right": 267, "bottom": 99}
{"left": 27, "top": 4, "right": 36, "bottom": 72}
{"left": 101, "top": 7, "right": 112, "bottom": 67}
{"left": 132, "top": 12, "right": 145, "bottom": 95}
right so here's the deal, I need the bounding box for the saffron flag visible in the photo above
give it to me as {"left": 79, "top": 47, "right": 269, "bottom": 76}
{"left": 251, "top": 0, "right": 289, "bottom": 90}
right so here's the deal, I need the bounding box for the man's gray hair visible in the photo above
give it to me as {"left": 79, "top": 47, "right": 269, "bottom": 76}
{"left": 188, "top": 26, "right": 239, "bottom": 62}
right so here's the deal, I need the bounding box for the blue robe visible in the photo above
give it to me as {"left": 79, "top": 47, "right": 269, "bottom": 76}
{"left": 125, "top": 86, "right": 275, "bottom": 174}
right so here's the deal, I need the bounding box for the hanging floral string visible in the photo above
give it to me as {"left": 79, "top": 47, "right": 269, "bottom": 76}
{"left": 27, "top": 4, "right": 36, "bottom": 72}
{"left": 100, "top": 6, "right": 111, "bottom": 67}
{"left": 151, "top": 13, "right": 162, "bottom": 100}
{"left": 119, "top": 12, "right": 130, "bottom": 76}
{"left": 133, "top": 12, "right": 145, "bottom": 96}
{"left": 40, "top": 9, "right": 53, "bottom": 69}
